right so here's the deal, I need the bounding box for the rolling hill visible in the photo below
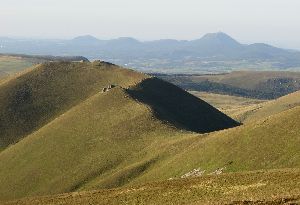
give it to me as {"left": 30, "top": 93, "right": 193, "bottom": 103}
{"left": 1, "top": 61, "right": 300, "bottom": 204}
{"left": 0, "top": 61, "right": 147, "bottom": 148}
{"left": 2, "top": 93, "right": 300, "bottom": 202}
{"left": 0, "top": 61, "right": 239, "bottom": 200}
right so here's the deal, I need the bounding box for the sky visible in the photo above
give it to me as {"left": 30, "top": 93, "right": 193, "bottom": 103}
{"left": 1, "top": 0, "right": 300, "bottom": 49}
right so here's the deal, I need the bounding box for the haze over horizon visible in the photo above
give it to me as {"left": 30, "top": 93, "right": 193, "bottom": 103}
{"left": 1, "top": 0, "right": 300, "bottom": 49}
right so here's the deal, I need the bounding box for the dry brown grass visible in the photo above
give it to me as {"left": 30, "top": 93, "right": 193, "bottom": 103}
{"left": 3, "top": 169, "right": 300, "bottom": 205}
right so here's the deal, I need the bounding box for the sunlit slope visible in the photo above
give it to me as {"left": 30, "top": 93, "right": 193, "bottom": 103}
{"left": 134, "top": 105, "right": 300, "bottom": 184}
{"left": 229, "top": 90, "right": 300, "bottom": 123}
{"left": 1, "top": 91, "right": 299, "bottom": 201}
{"left": 4, "top": 169, "right": 300, "bottom": 205}
{"left": 0, "top": 61, "right": 146, "bottom": 148}
{"left": 0, "top": 87, "right": 192, "bottom": 200}
{"left": 0, "top": 71, "right": 238, "bottom": 200}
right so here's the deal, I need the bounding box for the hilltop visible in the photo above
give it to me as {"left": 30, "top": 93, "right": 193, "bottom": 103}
{"left": 0, "top": 61, "right": 239, "bottom": 200}
{"left": 0, "top": 61, "right": 237, "bottom": 149}
{"left": 0, "top": 61, "right": 146, "bottom": 148}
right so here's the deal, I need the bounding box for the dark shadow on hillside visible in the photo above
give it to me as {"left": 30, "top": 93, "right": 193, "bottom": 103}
{"left": 126, "top": 78, "right": 240, "bottom": 133}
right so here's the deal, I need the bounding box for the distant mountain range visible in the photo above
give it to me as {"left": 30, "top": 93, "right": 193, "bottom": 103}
{"left": 1, "top": 32, "right": 300, "bottom": 73}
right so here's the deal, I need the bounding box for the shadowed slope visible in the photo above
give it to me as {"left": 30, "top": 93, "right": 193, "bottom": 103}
{"left": 126, "top": 77, "right": 239, "bottom": 133}
{"left": 0, "top": 61, "right": 146, "bottom": 148}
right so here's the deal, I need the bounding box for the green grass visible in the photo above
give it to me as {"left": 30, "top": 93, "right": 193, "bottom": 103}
{"left": 0, "top": 87, "right": 192, "bottom": 200}
{"left": 1, "top": 62, "right": 300, "bottom": 203}
{"left": 0, "top": 61, "right": 146, "bottom": 148}
{"left": 4, "top": 169, "right": 300, "bottom": 205}
{"left": 0, "top": 62, "right": 238, "bottom": 201}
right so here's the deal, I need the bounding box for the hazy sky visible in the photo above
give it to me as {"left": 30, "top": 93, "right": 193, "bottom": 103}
{"left": 1, "top": 0, "right": 300, "bottom": 49}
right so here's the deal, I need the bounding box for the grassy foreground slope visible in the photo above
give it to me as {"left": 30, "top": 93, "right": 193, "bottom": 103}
{"left": 0, "top": 62, "right": 238, "bottom": 200}
{"left": 1, "top": 89, "right": 300, "bottom": 201}
{"left": 0, "top": 61, "right": 146, "bottom": 148}
{"left": 4, "top": 169, "right": 300, "bottom": 205}
{"left": 134, "top": 105, "right": 300, "bottom": 183}
{"left": 0, "top": 87, "right": 193, "bottom": 200}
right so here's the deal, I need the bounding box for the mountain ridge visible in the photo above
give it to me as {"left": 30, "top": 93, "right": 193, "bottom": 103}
{"left": 2, "top": 32, "right": 300, "bottom": 71}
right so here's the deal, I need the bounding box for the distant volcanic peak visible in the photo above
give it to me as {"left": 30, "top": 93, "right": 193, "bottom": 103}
{"left": 112, "top": 37, "right": 141, "bottom": 44}
{"left": 72, "top": 35, "right": 100, "bottom": 42}
{"left": 200, "top": 32, "right": 241, "bottom": 45}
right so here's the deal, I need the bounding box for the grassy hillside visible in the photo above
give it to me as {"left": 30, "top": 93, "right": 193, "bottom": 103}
{"left": 4, "top": 169, "right": 300, "bottom": 205}
{"left": 0, "top": 87, "right": 192, "bottom": 200}
{"left": 1, "top": 89, "right": 300, "bottom": 201}
{"left": 0, "top": 62, "right": 238, "bottom": 200}
{"left": 151, "top": 105, "right": 300, "bottom": 175}
{"left": 0, "top": 61, "right": 146, "bottom": 148}
{"left": 1, "top": 62, "right": 300, "bottom": 203}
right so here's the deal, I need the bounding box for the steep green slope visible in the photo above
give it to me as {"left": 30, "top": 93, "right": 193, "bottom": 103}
{"left": 0, "top": 61, "right": 146, "bottom": 148}
{"left": 1, "top": 89, "right": 300, "bottom": 201}
{"left": 2, "top": 61, "right": 299, "bottom": 203}
{"left": 0, "top": 63, "right": 238, "bottom": 200}
{"left": 0, "top": 87, "right": 193, "bottom": 200}
{"left": 4, "top": 169, "right": 300, "bottom": 205}
{"left": 132, "top": 105, "right": 300, "bottom": 185}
